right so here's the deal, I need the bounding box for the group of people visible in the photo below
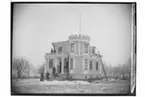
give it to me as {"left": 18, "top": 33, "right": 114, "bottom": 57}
{"left": 40, "top": 67, "right": 56, "bottom": 81}
{"left": 40, "top": 72, "right": 50, "bottom": 81}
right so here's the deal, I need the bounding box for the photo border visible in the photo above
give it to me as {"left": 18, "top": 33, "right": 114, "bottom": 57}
{"left": 10, "top": 2, "right": 136, "bottom": 96}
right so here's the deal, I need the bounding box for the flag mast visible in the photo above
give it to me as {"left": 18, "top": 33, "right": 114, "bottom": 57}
{"left": 79, "top": 13, "right": 82, "bottom": 35}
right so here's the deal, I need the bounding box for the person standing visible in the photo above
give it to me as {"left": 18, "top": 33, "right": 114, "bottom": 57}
{"left": 40, "top": 73, "right": 44, "bottom": 81}
{"left": 52, "top": 67, "right": 56, "bottom": 79}
{"left": 46, "top": 72, "right": 49, "bottom": 81}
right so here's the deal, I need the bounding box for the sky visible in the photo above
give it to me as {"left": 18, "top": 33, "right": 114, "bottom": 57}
{"left": 13, "top": 4, "right": 132, "bottom": 68}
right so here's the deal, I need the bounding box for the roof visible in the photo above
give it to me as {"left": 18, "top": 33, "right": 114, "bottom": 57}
{"left": 90, "top": 46, "right": 96, "bottom": 49}
{"left": 52, "top": 40, "right": 69, "bottom": 45}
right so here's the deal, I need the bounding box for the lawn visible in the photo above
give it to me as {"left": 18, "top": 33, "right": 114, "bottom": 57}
{"left": 11, "top": 78, "right": 130, "bottom": 94}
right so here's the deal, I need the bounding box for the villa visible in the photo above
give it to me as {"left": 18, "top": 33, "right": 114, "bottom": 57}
{"left": 44, "top": 34, "right": 103, "bottom": 79}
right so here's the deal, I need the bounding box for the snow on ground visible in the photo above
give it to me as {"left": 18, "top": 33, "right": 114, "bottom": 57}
{"left": 12, "top": 79, "right": 129, "bottom": 94}
{"left": 40, "top": 80, "right": 90, "bottom": 85}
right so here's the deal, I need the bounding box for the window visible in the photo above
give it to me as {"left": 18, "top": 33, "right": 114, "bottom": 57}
{"left": 70, "top": 58, "right": 73, "bottom": 70}
{"left": 84, "top": 59, "right": 88, "bottom": 70}
{"left": 90, "top": 61, "right": 92, "bottom": 70}
{"left": 96, "top": 62, "right": 98, "bottom": 70}
{"left": 58, "top": 47, "right": 62, "bottom": 53}
{"left": 70, "top": 44, "right": 74, "bottom": 53}
{"left": 92, "top": 49, "right": 95, "bottom": 54}
{"left": 84, "top": 44, "right": 88, "bottom": 53}
{"left": 90, "top": 75, "right": 92, "bottom": 79}
{"left": 49, "top": 59, "right": 53, "bottom": 68}
{"left": 89, "top": 49, "right": 91, "bottom": 53}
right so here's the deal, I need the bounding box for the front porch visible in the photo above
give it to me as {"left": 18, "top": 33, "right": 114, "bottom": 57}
{"left": 44, "top": 53, "right": 70, "bottom": 76}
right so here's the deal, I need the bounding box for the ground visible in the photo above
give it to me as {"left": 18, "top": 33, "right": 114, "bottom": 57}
{"left": 12, "top": 78, "right": 130, "bottom": 94}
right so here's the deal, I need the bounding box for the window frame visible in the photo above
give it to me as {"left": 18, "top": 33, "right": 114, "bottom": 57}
{"left": 96, "top": 62, "right": 98, "bottom": 70}
{"left": 84, "top": 44, "right": 88, "bottom": 53}
{"left": 70, "top": 43, "right": 75, "bottom": 53}
{"left": 90, "top": 60, "right": 92, "bottom": 70}
{"left": 58, "top": 46, "right": 62, "bottom": 53}
{"left": 49, "top": 59, "right": 53, "bottom": 68}
{"left": 84, "top": 59, "right": 88, "bottom": 70}
{"left": 92, "top": 49, "right": 95, "bottom": 54}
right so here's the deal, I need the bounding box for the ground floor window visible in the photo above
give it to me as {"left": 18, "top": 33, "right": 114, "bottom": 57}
{"left": 96, "top": 62, "right": 98, "bottom": 70}
{"left": 84, "top": 59, "right": 88, "bottom": 70}
{"left": 49, "top": 59, "right": 53, "bottom": 68}
{"left": 90, "top": 61, "right": 92, "bottom": 70}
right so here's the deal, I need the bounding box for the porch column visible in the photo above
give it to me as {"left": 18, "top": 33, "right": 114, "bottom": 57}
{"left": 44, "top": 59, "right": 47, "bottom": 74}
{"left": 61, "top": 57, "right": 64, "bottom": 74}
{"left": 54, "top": 58, "right": 58, "bottom": 73}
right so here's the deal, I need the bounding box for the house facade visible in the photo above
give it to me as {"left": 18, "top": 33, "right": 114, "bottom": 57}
{"left": 44, "top": 34, "right": 103, "bottom": 79}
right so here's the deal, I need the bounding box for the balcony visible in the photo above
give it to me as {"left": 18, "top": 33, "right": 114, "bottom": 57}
{"left": 45, "top": 51, "right": 69, "bottom": 59}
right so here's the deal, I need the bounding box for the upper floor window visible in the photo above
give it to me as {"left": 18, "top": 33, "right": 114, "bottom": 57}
{"left": 89, "top": 49, "right": 92, "bottom": 53}
{"left": 90, "top": 61, "right": 92, "bottom": 70}
{"left": 96, "top": 62, "right": 98, "bottom": 70}
{"left": 70, "top": 44, "right": 74, "bottom": 53}
{"left": 84, "top": 44, "right": 88, "bottom": 53}
{"left": 58, "top": 46, "right": 62, "bottom": 53}
{"left": 92, "top": 49, "right": 95, "bottom": 54}
{"left": 70, "top": 58, "right": 74, "bottom": 70}
{"left": 84, "top": 59, "right": 88, "bottom": 70}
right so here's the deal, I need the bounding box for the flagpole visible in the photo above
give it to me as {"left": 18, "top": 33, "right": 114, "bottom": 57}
{"left": 79, "top": 13, "right": 82, "bottom": 35}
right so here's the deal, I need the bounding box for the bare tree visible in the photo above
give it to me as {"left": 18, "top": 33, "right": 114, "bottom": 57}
{"left": 37, "top": 63, "right": 45, "bottom": 74}
{"left": 103, "top": 57, "right": 131, "bottom": 80}
{"left": 12, "top": 58, "right": 30, "bottom": 78}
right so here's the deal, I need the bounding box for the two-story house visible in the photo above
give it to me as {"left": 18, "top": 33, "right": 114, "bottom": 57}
{"left": 44, "top": 34, "right": 103, "bottom": 79}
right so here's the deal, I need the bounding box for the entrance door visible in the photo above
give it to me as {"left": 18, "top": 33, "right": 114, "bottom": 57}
{"left": 57, "top": 61, "right": 61, "bottom": 74}
{"left": 64, "top": 58, "right": 69, "bottom": 73}
{"left": 60, "top": 61, "right": 61, "bottom": 73}
{"left": 57, "top": 59, "right": 62, "bottom": 74}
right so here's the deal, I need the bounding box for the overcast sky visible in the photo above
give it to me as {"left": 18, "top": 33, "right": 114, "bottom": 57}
{"left": 13, "top": 4, "right": 132, "bottom": 67}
